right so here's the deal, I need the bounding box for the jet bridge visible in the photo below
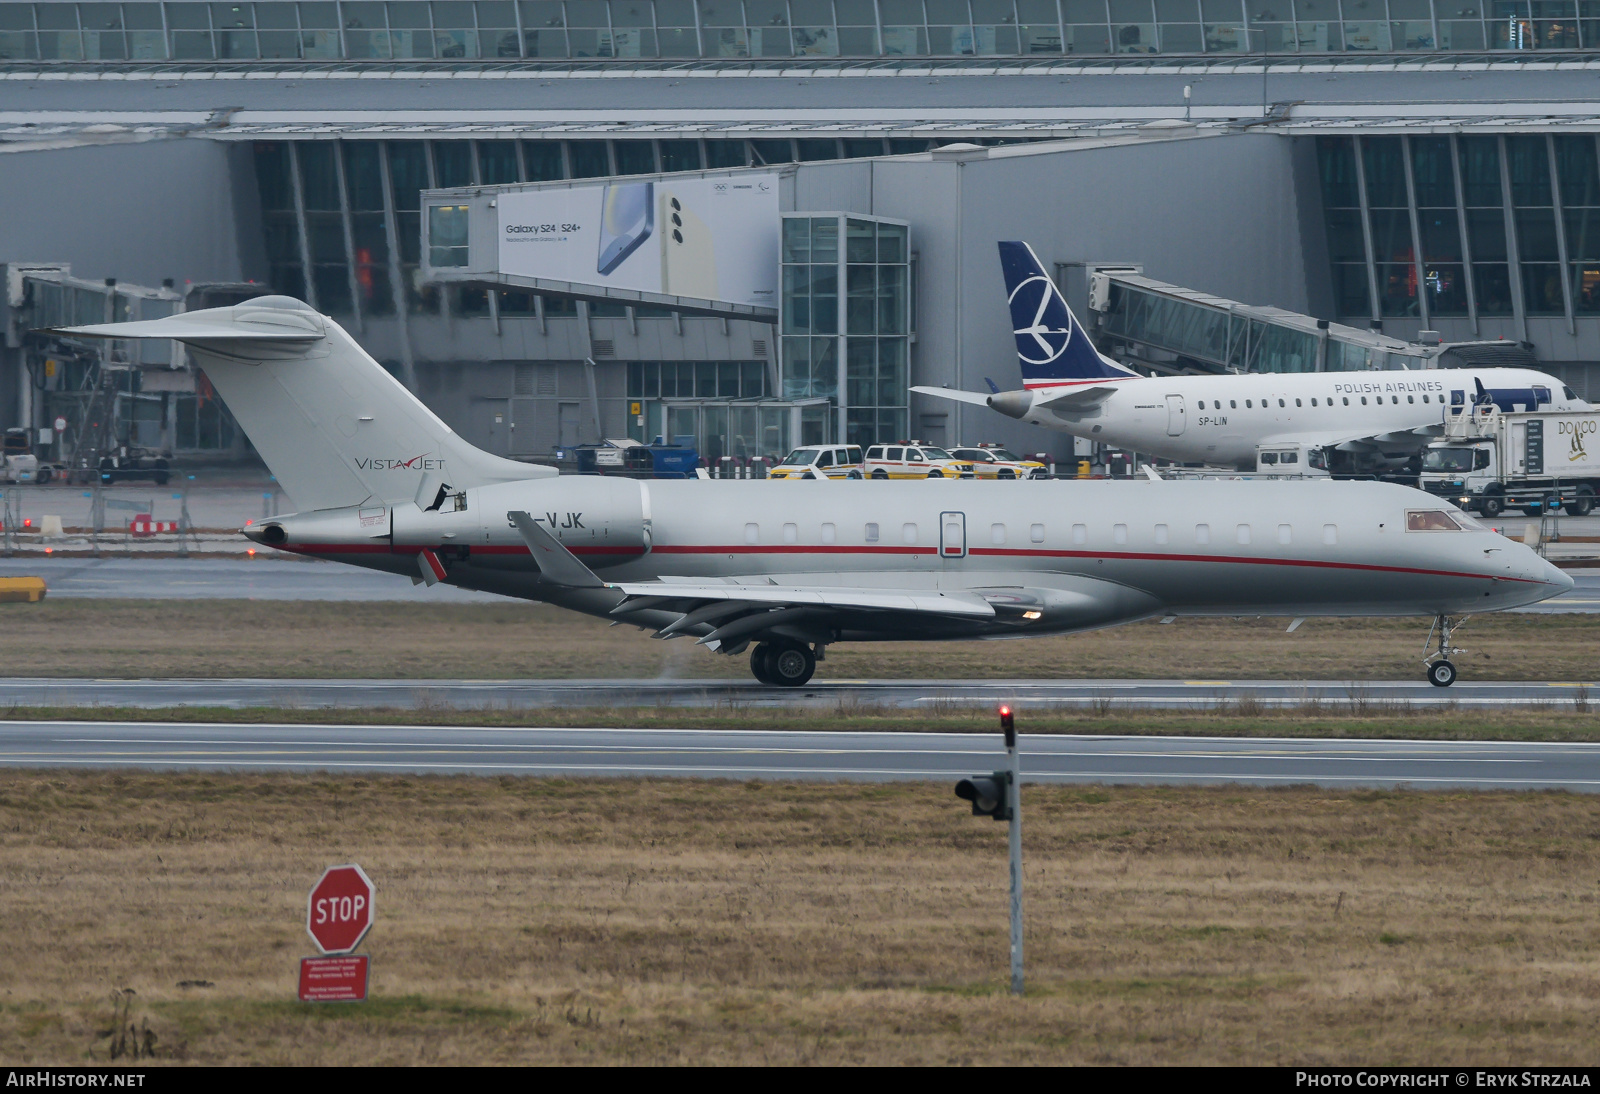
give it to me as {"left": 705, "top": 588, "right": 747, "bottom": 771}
{"left": 1084, "top": 270, "right": 1534, "bottom": 379}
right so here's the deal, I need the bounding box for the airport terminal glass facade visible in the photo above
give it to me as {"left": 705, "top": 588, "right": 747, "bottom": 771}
{"left": 782, "top": 213, "right": 910, "bottom": 446}
{"left": 1316, "top": 133, "right": 1600, "bottom": 329}
{"left": 1, "top": 0, "right": 1595, "bottom": 62}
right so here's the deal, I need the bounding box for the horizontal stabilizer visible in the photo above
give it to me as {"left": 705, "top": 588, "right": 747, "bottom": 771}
{"left": 909, "top": 385, "right": 994, "bottom": 408}
{"left": 508, "top": 511, "right": 605, "bottom": 588}
{"left": 43, "top": 298, "right": 326, "bottom": 344}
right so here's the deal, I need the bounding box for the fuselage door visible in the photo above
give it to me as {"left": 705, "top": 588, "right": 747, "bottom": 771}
{"left": 940, "top": 510, "right": 967, "bottom": 559}
{"left": 1165, "top": 394, "right": 1186, "bottom": 436}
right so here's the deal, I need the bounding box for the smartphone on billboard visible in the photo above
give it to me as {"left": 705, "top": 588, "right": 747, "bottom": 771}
{"left": 597, "top": 182, "right": 654, "bottom": 276}
{"left": 659, "top": 189, "right": 720, "bottom": 300}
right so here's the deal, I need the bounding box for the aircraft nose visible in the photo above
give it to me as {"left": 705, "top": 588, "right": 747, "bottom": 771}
{"left": 1544, "top": 560, "right": 1576, "bottom": 592}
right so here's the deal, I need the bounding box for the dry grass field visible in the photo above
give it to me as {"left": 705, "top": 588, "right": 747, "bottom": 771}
{"left": 2, "top": 773, "right": 1599, "bottom": 1065}
{"left": 3, "top": 599, "right": 1597, "bottom": 681}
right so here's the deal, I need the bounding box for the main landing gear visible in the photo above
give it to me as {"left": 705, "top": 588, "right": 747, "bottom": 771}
{"left": 750, "top": 641, "right": 817, "bottom": 687}
{"left": 1423, "top": 614, "right": 1469, "bottom": 687}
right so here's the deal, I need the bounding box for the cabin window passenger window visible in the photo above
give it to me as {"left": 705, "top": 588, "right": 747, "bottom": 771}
{"left": 1407, "top": 395, "right": 1414, "bottom": 404}
{"left": 1031, "top": 523, "right": 1046, "bottom": 544}
{"left": 1071, "top": 524, "right": 1086, "bottom": 545}
{"left": 1406, "top": 510, "right": 1462, "bottom": 531}
{"left": 1323, "top": 524, "right": 1338, "bottom": 545}
{"left": 744, "top": 523, "right": 759, "bottom": 544}
{"left": 821, "top": 522, "right": 836, "bottom": 544}
{"left": 903, "top": 523, "right": 918, "bottom": 544}
{"left": 1392, "top": 396, "right": 1399, "bottom": 404}
{"left": 1154, "top": 523, "right": 1169, "bottom": 544}
{"left": 1277, "top": 524, "right": 1292, "bottom": 545}
{"left": 783, "top": 523, "right": 797, "bottom": 543}
{"left": 1196, "top": 523, "right": 1210, "bottom": 544}
{"left": 865, "top": 522, "right": 879, "bottom": 543}
{"left": 1343, "top": 397, "right": 1349, "bottom": 406}
{"left": 1311, "top": 398, "right": 1318, "bottom": 406}
{"left": 1361, "top": 396, "right": 1368, "bottom": 405}
{"left": 1422, "top": 394, "right": 1430, "bottom": 403}
{"left": 1246, "top": 399, "right": 1253, "bottom": 408}
{"left": 1113, "top": 523, "right": 1128, "bottom": 544}
{"left": 1230, "top": 400, "right": 1237, "bottom": 409}
{"left": 1237, "top": 524, "right": 1251, "bottom": 545}
{"left": 1279, "top": 399, "right": 1286, "bottom": 407}
{"left": 991, "top": 523, "right": 1006, "bottom": 545}
{"left": 1295, "top": 398, "right": 1302, "bottom": 407}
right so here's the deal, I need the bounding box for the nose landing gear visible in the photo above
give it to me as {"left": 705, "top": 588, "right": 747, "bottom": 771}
{"left": 1423, "top": 614, "right": 1469, "bottom": 687}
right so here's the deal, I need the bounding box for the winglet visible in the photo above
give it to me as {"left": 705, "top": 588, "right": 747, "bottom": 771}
{"left": 507, "top": 511, "right": 605, "bottom": 587}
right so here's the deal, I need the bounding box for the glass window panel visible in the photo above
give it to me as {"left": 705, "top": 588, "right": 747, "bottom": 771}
{"left": 1296, "top": 20, "right": 1338, "bottom": 48}
{"left": 1361, "top": 136, "right": 1407, "bottom": 207}
{"left": 1458, "top": 136, "right": 1502, "bottom": 206}
{"left": 313, "top": 265, "right": 354, "bottom": 315}
{"left": 307, "top": 211, "right": 347, "bottom": 263}
{"left": 698, "top": 1, "right": 744, "bottom": 26}
{"left": 794, "top": 25, "right": 840, "bottom": 51}
{"left": 478, "top": 1, "right": 518, "bottom": 22}
{"left": 613, "top": 140, "right": 656, "bottom": 174}
{"left": 656, "top": 0, "right": 696, "bottom": 21}
{"left": 660, "top": 140, "right": 703, "bottom": 172}
{"left": 1571, "top": 264, "right": 1600, "bottom": 313}
{"left": 1473, "top": 263, "right": 1513, "bottom": 314}
{"left": 521, "top": 0, "right": 566, "bottom": 23}
{"left": 843, "top": 138, "right": 886, "bottom": 158}
{"left": 1324, "top": 208, "right": 1367, "bottom": 262}
{"left": 1114, "top": 21, "right": 1155, "bottom": 47}
{"left": 387, "top": 1, "right": 432, "bottom": 27}
{"left": 1161, "top": 22, "right": 1202, "bottom": 48}
{"left": 170, "top": 31, "right": 215, "bottom": 58}
{"left": 212, "top": 3, "right": 254, "bottom": 28}
{"left": 0, "top": 7, "right": 34, "bottom": 30}
{"left": 609, "top": 0, "right": 652, "bottom": 23}
{"left": 1419, "top": 210, "right": 1463, "bottom": 262}
{"left": 356, "top": 264, "right": 394, "bottom": 316}
{"left": 846, "top": 219, "right": 876, "bottom": 263}
{"left": 657, "top": 25, "right": 698, "bottom": 51}
{"left": 1368, "top": 208, "right": 1414, "bottom": 262}
{"left": 1391, "top": 19, "right": 1434, "bottom": 46}
{"left": 79, "top": 3, "right": 122, "bottom": 29}
{"left": 792, "top": 0, "right": 834, "bottom": 20}
{"left": 342, "top": 143, "right": 386, "bottom": 210}
{"left": 797, "top": 138, "right": 840, "bottom": 161}
{"left": 883, "top": 24, "right": 928, "bottom": 50}
{"left": 1342, "top": 20, "right": 1390, "bottom": 48}
{"left": 300, "top": 3, "right": 341, "bottom": 26}
{"left": 430, "top": 142, "right": 471, "bottom": 188}
{"left": 477, "top": 141, "right": 520, "bottom": 185}
{"left": 1389, "top": 0, "right": 1431, "bottom": 15}
{"left": 0, "top": 32, "right": 39, "bottom": 59}
{"left": 258, "top": 29, "right": 299, "bottom": 55}
{"left": 1376, "top": 263, "right": 1420, "bottom": 316}
{"left": 1466, "top": 208, "right": 1509, "bottom": 260}
{"left": 1157, "top": 0, "right": 1198, "bottom": 15}
{"left": 742, "top": 361, "right": 767, "bottom": 396}
{"left": 1522, "top": 264, "right": 1565, "bottom": 314}
{"left": 1422, "top": 263, "right": 1468, "bottom": 316}
{"left": 878, "top": 223, "right": 907, "bottom": 264}
{"left": 747, "top": 0, "right": 790, "bottom": 22}
{"left": 297, "top": 143, "right": 342, "bottom": 210}
{"left": 1198, "top": 0, "right": 1236, "bottom": 16}
{"left": 262, "top": 212, "right": 301, "bottom": 263}
{"left": 1556, "top": 135, "right": 1600, "bottom": 207}
{"left": 1410, "top": 137, "right": 1456, "bottom": 207}
{"left": 254, "top": 143, "right": 295, "bottom": 211}
{"left": 751, "top": 139, "right": 794, "bottom": 165}
{"left": 524, "top": 26, "right": 568, "bottom": 52}
{"left": 164, "top": 5, "right": 212, "bottom": 29}
{"left": 1515, "top": 208, "right": 1560, "bottom": 261}
{"left": 881, "top": 0, "right": 925, "bottom": 16}
{"left": 1565, "top": 209, "right": 1600, "bottom": 260}
{"left": 705, "top": 141, "right": 747, "bottom": 168}
{"left": 926, "top": 0, "right": 970, "bottom": 18}
{"left": 783, "top": 219, "right": 810, "bottom": 263}
{"left": 565, "top": 0, "right": 610, "bottom": 27}
{"left": 1508, "top": 135, "right": 1553, "bottom": 206}
{"left": 568, "top": 141, "right": 610, "bottom": 178}
{"left": 387, "top": 142, "right": 431, "bottom": 210}
{"left": 811, "top": 218, "right": 839, "bottom": 263}
{"left": 522, "top": 141, "right": 565, "bottom": 180}
{"left": 1439, "top": 19, "right": 1484, "bottom": 48}
{"left": 350, "top": 212, "right": 388, "bottom": 265}
{"left": 1316, "top": 137, "right": 1360, "bottom": 208}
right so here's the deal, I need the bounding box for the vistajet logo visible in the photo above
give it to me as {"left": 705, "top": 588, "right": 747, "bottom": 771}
{"left": 354, "top": 455, "right": 446, "bottom": 471}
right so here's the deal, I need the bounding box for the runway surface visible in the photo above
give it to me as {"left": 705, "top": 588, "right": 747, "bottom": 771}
{"left": 7, "top": 676, "right": 1595, "bottom": 710}
{"left": 4, "top": 721, "right": 1598, "bottom": 790}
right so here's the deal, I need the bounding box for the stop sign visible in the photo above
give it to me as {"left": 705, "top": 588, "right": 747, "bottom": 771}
{"left": 306, "top": 864, "right": 374, "bottom": 955}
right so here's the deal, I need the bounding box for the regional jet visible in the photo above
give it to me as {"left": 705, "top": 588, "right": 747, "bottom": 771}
{"left": 50, "top": 297, "right": 1570, "bottom": 689}
{"left": 912, "top": 241, "right": 1588, "bottom": 473}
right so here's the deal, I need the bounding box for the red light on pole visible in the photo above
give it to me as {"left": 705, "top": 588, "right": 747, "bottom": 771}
{"left": 999, "top": 705, "right": 1015, "bottom": 747}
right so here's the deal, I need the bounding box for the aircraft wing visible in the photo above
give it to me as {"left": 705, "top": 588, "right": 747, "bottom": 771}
{"left": 909, "top": 385, "right": 994, "bottom": 408}
{"left": 1031, "top": 385, "right": 1120, "bottom": 412}
{"left": 1259, "top": 425, "right": 1443, "bottom": 453}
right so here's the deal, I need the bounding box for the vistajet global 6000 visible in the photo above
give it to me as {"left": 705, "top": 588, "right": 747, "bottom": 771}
{"left": 53, "top": 297, "right": 1571, "bottom": 688}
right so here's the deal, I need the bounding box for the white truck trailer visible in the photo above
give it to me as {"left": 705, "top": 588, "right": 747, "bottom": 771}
{"left": 1419, "top": 406, "right": 1600, "bottom": 517}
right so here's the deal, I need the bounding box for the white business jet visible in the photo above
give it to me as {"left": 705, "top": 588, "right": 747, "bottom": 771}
{"left": 913, "top": 242, "right": 1588, "bottom": 472}
{"left": 50, "top": 297, "right": 1569, "bottom": 689}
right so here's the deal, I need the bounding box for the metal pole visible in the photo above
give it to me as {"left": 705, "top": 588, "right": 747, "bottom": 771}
{"left": 1005, "top": 715, "right": 1023, "bottom": 996}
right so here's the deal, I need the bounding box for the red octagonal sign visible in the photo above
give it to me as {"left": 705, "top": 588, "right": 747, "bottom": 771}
{"left": 306, "top": 864, "right": 374, "bottom": 955}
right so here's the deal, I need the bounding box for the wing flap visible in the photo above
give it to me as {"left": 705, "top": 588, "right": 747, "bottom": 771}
{"left": 610, "top": 582, "right": 997, "bottom": 617}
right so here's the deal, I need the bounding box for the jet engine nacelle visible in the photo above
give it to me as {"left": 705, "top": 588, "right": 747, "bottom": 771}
{"left": 987, "top": 390, "right": 1036, "bottom": 419}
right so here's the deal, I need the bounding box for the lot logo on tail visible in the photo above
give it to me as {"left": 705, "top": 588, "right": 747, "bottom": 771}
{"left": 1009, "top": 274, "right": 1074, "bottom": 365}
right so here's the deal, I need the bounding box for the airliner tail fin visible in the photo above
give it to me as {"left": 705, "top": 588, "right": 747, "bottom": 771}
{"left": 47, "top": 296, "right": 553, "bottom": 512}
{"left": 998, "top": 241, "right": 1136, "bottom": 387}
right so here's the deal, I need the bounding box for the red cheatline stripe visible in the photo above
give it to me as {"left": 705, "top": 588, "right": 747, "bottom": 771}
{"left": 1022, "top": 377, "right": 1135, "bottom": 390}
{"left": 280, "top": 542, "right": 1545, "bottom": 585}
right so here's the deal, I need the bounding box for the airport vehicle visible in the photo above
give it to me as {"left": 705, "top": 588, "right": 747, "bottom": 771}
{"left": 0, "top": 428, "right": 40, "bottom": 484}
{"left": 912, "top": 242, "right": 1589, "bottom": 473}
{"left": 767, "top": 444, "right": 864, "bottom": 480}
{"left": 863, "top": 443, "right": 975, "bottom": 480}
{"left": 52, "top": 297, "right": 1570, "bottom": 690}
{"left": 1253, "top": 442, "right": 1332, "bottom": 478}
{"left": 948, "top": 444, "right": 1046, "bottom": 479}
{"left": 97, "top": 446, "right": 171, "bottom": 486}
{"left": 1419, "top": 405, "right": 1600, "bottom": 517}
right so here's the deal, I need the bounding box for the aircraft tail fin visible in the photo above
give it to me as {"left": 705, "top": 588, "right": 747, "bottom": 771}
{"left": 998, "top": 241, "right": 1136, "bottom": 387}
{"left": 47, "top": 296, "right": 553, "bottom": 512}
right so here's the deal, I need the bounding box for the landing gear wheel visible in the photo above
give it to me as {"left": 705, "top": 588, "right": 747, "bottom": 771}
{"left": 750, "top": 643, "right": 777, "bottom": 685}
{"left": 1427, "top": 659, "right": 1457, "bottom": 688}
{"left": 767, "top": 643, "right": 816, "bottom": 687}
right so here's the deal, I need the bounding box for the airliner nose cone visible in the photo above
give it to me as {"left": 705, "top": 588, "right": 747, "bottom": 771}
{"left": 1546, "top": 561, "right": 1576, "bottom": 592}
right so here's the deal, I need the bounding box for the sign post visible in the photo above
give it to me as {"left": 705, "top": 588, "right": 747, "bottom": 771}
{"left": 299, "top": 864, "right": 373, "bottom": 1003}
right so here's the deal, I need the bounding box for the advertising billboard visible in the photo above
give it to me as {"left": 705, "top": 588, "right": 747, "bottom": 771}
{"left": 496, "top": 173, "right": 780, "bottom": 308}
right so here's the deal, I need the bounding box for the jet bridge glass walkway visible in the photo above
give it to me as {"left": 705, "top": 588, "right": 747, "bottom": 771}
{"left": 1098, "top": 273, "right": 1436, "bottom": 376}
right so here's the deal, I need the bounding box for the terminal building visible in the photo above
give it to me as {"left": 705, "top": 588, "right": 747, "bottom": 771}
{"left": 2, "top": 0, "right": 1599, "bottom": 466}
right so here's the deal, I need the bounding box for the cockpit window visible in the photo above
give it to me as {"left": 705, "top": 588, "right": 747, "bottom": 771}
{"left": 1406, "top": 510, "right": 1464, "bottom": 532}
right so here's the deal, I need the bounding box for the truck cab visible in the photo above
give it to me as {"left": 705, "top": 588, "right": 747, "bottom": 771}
{"left": 1420, "top": 442, "right": 1498, "bottom": 511}
{"left": 1254, "top": 442, "right": 1330, "bottom": 478}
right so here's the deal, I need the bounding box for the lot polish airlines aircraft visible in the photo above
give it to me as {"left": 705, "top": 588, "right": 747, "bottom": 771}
{"left": 52, "top": 297, "right": 1569, "bottom": 688}
{"left": 912, "top": 242, "right": 1588, "bottom": 472}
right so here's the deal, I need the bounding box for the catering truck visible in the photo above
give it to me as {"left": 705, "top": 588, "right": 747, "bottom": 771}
{"left": 1419, "top": 406, "right": 1600, "bottom": 517}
